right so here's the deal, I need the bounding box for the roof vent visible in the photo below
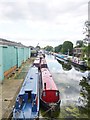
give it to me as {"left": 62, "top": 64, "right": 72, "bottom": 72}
{"left": 44, "top": 83, "right": 46, "bottom": 89}
{"left": 30, "top": 77, "right": 33, "bottom": 79}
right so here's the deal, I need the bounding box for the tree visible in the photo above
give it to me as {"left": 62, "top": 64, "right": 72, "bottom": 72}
{"left": 44, "top": 45, "right": 53, "bottom": 51}
{"left": 76, "top": 40, "right": 84, "bottom": 47}
{"left": 83, "top": 21, "right": 90, "bottom": 45}
{"left": 79, "top": 77, "right": 90, "bottom": 118}
{"left": 61, "top": 41, "right": 73, "bottom": 55}
{"left": 36, "top": 45, "right": 40, "bottom": 51}
{"left": 54, "top": 44, "right": 62, "bottom": 53}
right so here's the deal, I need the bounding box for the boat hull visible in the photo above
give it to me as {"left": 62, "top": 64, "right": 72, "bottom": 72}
{"left": 56, "top": 55, "right": 88, "bottom": 70}
{"left": 40, "top": 98, "right": 61, "bottom": 111}
{"left": 71, "top": 61, "right": 87, "bottom": 70}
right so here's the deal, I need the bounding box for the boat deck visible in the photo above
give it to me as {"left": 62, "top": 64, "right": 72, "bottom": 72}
{"left": 14, "top": 102, "right": 38, "bottom": 119}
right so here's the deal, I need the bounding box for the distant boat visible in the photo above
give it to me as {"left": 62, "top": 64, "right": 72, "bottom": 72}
{"left": 13, "top": 66, "right": 40, "bottom": 119}
{"left": 55, "top": 53, "right": 88, "bottom": 70}
{"left": 71, "top": 60, "right": 88, "bottom": 70}
{"left": 40, "top": 58, "right": 48, "bottom": 69}
{"left": 33, "top": 57, "right": 40, "bottom": 68}
{"left": 55, "top": 53, "right": 67, "bottom": 59}
{"left": 33, "top": 55, "right": 47, "bottom": 70}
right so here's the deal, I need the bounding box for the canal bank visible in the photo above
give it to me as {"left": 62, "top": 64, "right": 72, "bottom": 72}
{"left": 1, "top": 79, "right": 23, "bottom": 119}
{"left": 0, "top": 58, "right": 35, "bottom": 119}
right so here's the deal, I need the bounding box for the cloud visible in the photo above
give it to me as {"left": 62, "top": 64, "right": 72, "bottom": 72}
{"left": 0, "top": 0, "right": 89, "bottom": 47}
{"left": 0, "top": 0, "right": 88, "bottom": 21}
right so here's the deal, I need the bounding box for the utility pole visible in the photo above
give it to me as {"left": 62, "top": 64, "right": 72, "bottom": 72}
{"left": 88, "top": 1, "right": 90, "bottom": 43}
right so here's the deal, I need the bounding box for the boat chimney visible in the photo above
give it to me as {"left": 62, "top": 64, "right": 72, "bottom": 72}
{"left": 44, "top": 83, "right": 46, "bottom": 89}
{"left": 40, "top": 57, "right": 42, "bottom": 63}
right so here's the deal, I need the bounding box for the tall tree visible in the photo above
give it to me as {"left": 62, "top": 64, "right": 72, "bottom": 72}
{"left": 83, "top": 21, "right": 90, "bottom": 45}
{"left": 62, "top": 41, "right": 73, "bottom": 55}
{"left": 76, "top": 40, "right": 83, "bottom": 47}
{"left": 44, "top": 45, "right": 53, "bottom": 51}
{"left": 79, "top": 77, "right": 90, "bottom": 118}
{"left": 54, "top": 44, "right": 62, "bottom": 53}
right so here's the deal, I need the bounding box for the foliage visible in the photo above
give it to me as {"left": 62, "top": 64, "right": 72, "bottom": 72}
{"left": 61, "top": 41, "right": 73, "bottom": 55}
{"left": 44, "top": 45, "right": 53, "bottom": 51}
{"left": 79, "top": 77, "right": 90, "bottom": 118}
{"left": 76, "top": 40, "right": 84, "bottom": 47}
{"left": 83, "top": 21, "right": 90, "bottom": 45}
{"left": 54, "top": 44, "right": 62, "bottom": 53}
{"left": 82, "top": 44, "right": 90, "bottom": 58}
{"left": 36, "top": 45, "right": 40, "bottom": 50}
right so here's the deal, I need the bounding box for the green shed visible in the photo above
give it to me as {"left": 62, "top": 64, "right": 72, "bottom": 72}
{"left": 0, "top": 38, "right": 31, "bottom": 82}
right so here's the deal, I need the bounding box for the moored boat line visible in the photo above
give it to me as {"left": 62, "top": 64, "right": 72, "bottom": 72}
{"left": 54, "top": 53, "right": 89, "bottom": 70}
{"left": 13, "top": 53, "right": 61, "bottom": 119}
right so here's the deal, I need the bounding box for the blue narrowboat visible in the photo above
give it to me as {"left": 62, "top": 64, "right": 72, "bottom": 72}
{"left": 13, "top": 66, "right": 39, "bottom": 119}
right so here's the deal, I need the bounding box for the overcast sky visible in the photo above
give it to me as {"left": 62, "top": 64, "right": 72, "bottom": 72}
{"left": 0, "top": 0, "right": 89, "bottom": 47}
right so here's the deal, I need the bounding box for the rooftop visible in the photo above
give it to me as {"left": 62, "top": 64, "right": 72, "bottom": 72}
{"left": 0, "top": 38, "right": 29, "bottom": 48}
{"left": 41, "top": 68, "right": 58, "bottom": 91}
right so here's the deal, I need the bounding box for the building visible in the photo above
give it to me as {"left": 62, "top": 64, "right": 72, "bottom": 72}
{"left": 0, "top": 38, "right": 31, "bottom": 82}
{"left": 73, "top": 47, "right": 83, "bottom": 57}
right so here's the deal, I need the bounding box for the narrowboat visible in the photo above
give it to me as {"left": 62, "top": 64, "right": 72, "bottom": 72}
{"left": 40, "top": 58, "right": 48, "bottom": 69}
{"left": 33, "top": 57, "right": 40, "bottom": 68}
{"left": 40, "top": 68, "right": 61, "bottom": 111}
{"left": 71, "top": 60, "right": 88, "bottom": 70}
{"left": 13, "top": 66, "right": 39, "bottom": 119}
{"left": 55, "top": 53, "right": 68, "bottom": 61}
{"left": 55, "top": 53, "right": 88, "bottom": 70}
{"left": 55, "top": 55, "right": 67, "bottom": 64}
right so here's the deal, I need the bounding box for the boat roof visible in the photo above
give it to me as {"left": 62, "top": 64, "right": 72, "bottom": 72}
{"left": 19, "top": 66, "right": 38, "bottom": 95}
{"left": 33, "top": 58, "right": 40, "bottom": 64}
{"left": 41, "top": 58, "right": 47, "bottom": 65}
{"left": 41, "top": 68, "right": 58, "bottom": 91}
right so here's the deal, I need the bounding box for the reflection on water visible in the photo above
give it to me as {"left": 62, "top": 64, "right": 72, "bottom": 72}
{"left": 40, "top": 55, "right": 90, "bottom": 119}
{"left": 40, "top": 106, "right": 60, "bottom": 118}
{"left": 62, "top": 62, "right": 72, "bottom": 71}
{"left": 56, "top": 59, "right": 72, "bottom": 71}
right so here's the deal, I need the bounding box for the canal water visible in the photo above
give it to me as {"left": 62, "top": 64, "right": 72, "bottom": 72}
{"left": 40, "top": 54, "right": 90, "bottom": 119}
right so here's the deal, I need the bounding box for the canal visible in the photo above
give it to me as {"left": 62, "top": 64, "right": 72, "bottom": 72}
{"left": 40, "top": 54, "right": 90, "bottom": 119}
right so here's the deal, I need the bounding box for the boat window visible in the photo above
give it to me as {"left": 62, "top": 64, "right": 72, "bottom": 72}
{"left": 43, "top": 91, "right": 46, "bottom": 96}
{"left": 18, "top": 96, "right": 23, "bottom": 105}
{"left": 56, "top": 91, "right": 58, "bottom": 96}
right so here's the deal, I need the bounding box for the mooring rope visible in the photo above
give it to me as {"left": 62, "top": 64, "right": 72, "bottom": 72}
{"left": 41, "top": 105, "right": 56, "bottom": 116}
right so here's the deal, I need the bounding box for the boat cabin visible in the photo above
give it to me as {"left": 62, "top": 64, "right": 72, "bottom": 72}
{"left": 79, "top": 61, "right": 87, "bottom": 66}
{"left": 40, "top": 58, "right": 48, "bottom": 69}
{"left": 41, "top": 68, "right": 60, "bottom": 103}
{"left": 33, "top": 57, "right": 40, "bottom": 68}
